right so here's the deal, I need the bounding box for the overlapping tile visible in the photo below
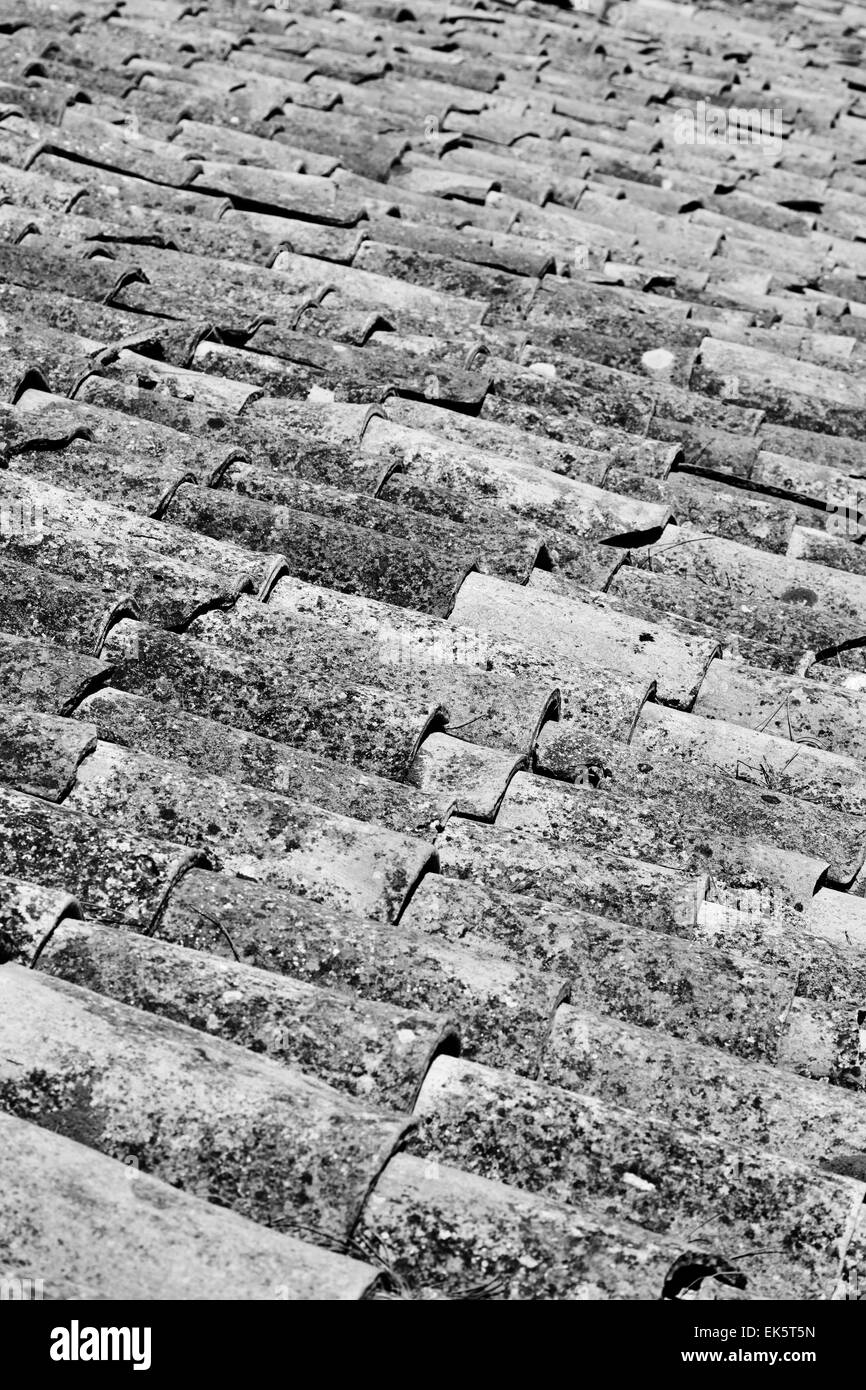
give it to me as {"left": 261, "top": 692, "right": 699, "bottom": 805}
{"left": 3, "top": 0, "right": 866, "bottom": 1302}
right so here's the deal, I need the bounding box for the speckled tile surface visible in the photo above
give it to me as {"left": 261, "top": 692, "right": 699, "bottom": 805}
{"left": 2, "top": 0, "right": 866, "bottom": 1302}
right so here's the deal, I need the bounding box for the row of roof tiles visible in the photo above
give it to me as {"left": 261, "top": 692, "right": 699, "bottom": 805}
{"left": 3, "top": 0, "right": 866, "bottom": 1301}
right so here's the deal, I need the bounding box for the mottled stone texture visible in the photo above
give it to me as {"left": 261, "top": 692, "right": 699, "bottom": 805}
{"left": 359, "top": 1154, "right": 679, "bottom": 1300}
{"left": 159, "top": 870, "right": 563, "bottom": 1075}
{"left": 5, "top": 0, "right": 866, "bottom": 1304}
{"left": 101, "top": 618, "right": 444, "bottom": 782}
{"left": 0, "top": 785, "right": 202, "bottom": 928}
{"left": 0, "top": 1108, "right": 377, "bottom": 1301}
{"left": 542, "top": 1004, "right": 866, "bottom": 1178}
{"left": 0, "top": 632, "right": 112, "bottom": 715}
{"left": 410, "top": 1057, "right": 863, "bottom": 1301}
{"left": 0, "top": 874, "right": 80, "bottom": 964}
{"left": 402, "top": 876, "right": 796, "bottom": 1064}
{"left": 0, "top": 705, "right": 95, "bottom": 801}
{"left": 166, "top": 484, "right": 470, "bottom": 617}
{"left": 65, "top": 741, "right": 433, "bottom": 923}
{"left": 0, "top": 965, "right": 412, "bottom": 1241}
{"left": 76, "top": 688, "right": 445, "bottom": 836}
{"left": 36, "top": 917, "right": 451, "bottom": 1111}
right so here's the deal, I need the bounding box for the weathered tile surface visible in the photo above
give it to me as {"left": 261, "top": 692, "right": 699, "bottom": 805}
{"left": 3, "top": 0, "right": 866, "bottom": 1303}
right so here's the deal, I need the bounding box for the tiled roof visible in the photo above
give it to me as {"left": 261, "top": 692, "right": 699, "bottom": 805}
{"left": 2, "top": 0, "right": 866, "bottom": 1301}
